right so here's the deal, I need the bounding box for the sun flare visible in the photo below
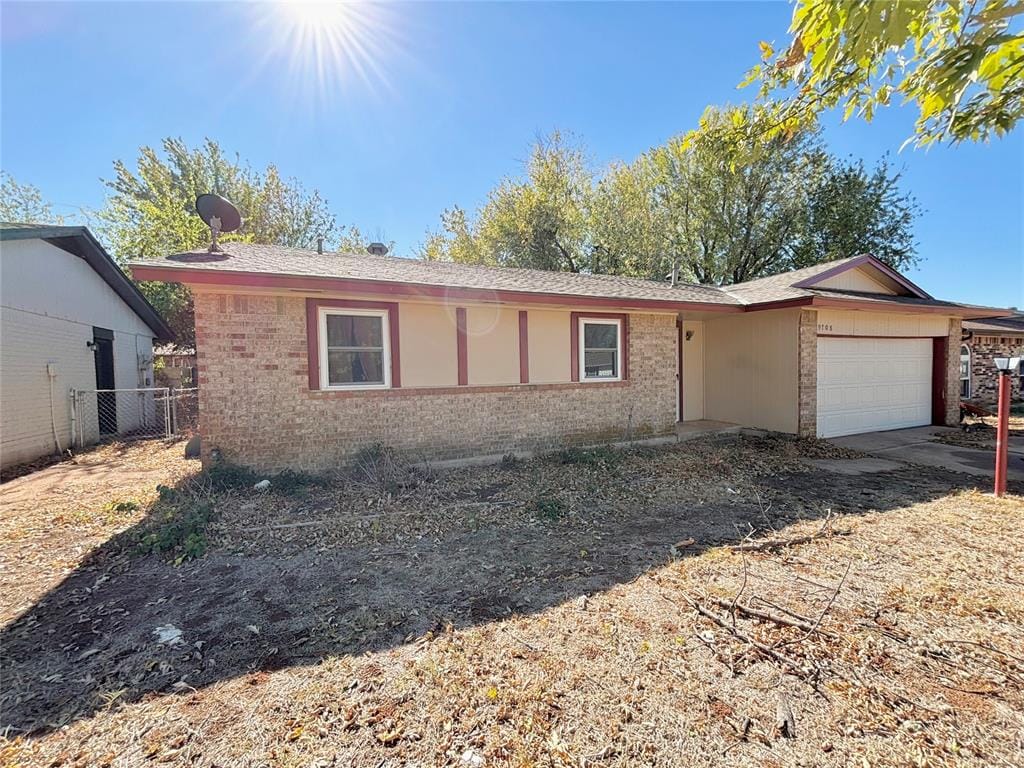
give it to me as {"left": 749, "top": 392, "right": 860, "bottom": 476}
{"left": 281, "top": 2, "right": 355, "bottom": 34}
{"left": 259, "top": 1, "right": 401, "bottom": 103}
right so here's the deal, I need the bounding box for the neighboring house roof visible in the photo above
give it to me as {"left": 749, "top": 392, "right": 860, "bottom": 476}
{"left": 1, "top": 223, "right": 174, "bottom": 340}
{"left": 964, "top": 315, "right": 1024, "bottom": 337}
{"left": 128, "top": 244, "right": 1008, "bottom": 318}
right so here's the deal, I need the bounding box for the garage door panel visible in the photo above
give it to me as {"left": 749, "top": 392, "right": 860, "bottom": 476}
{"left": 817, "top": 337, "right": 932, "bottom": 438}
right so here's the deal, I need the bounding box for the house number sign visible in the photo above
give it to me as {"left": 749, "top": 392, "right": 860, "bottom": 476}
{"left": 817, "top": 323, "right": 834, "bottom": 332}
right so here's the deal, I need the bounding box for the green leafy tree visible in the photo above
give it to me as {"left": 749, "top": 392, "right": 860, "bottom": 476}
{"left": 0, "top": 172, "right": 64, "bottom": 224}
{"left": 745, "top": 0, "right": 1024, "bottom": 147}
{"left": 421, "top": 120, "right": 920, "bottom": 286}
{"left": 100, "top": 138, "right": 369, "bottom": 346}
{"left": 647, "top": 105, "right": 824, "bottom": 284}
{"left": 791, "top": 155, "right": 921, "bottom": 271}
{"left": 421, "top": 132, "right": 594, "bottom": 272}
{"left": 588, "top": 158, "right": 672, "bottom": 279}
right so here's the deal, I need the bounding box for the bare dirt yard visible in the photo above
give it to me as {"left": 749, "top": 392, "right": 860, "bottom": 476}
{"left": 1, "top": 435, "right": 1022, "bottom": 767}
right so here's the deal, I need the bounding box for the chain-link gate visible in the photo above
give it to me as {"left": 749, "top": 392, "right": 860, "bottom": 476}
{"left": 70, "top": 387, "right": 198, "bottom": 448}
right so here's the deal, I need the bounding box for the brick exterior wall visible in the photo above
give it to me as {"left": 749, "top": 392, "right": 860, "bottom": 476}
{"left": 965, "top": 333, "right": 1024, "bottom": 405}
{"left": 194, "top": 293, "right": 678, "bottom": 473}
{"left": 943, "top": 319, "right": 961, "bottom": 425}
{"left": 797, "top": 309, "right": 818, "bottom": 437}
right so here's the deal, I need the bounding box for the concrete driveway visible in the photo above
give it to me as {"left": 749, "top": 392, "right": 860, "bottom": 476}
{"left": 828, "top": 425, "right": 1024, "bottom": 481}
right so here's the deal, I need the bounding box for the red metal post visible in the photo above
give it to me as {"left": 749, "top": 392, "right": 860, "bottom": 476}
{"left": 994, "top": 373, "right": 1010, "bottom": 497}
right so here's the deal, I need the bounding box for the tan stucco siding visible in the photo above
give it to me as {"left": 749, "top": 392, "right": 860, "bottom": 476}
{"left": 466, "top": 306, "right": 520, "bottom": 385}
{"left": 815, "top": 309, "right": 949, "bottom": 337}
{"left": 399, "top": 303, "right": 459, "bottom": 387}
{"left": 528, "top": 309, "right": 571, "bottom": 383}
{"left": 703, "top": 309, "right": 801, "bottom": 433}
{"left": 814, "top": 267, "right": 897, "bottom": 293}
{"left": 682, "top": 320, "right": 704, "bottom": 420}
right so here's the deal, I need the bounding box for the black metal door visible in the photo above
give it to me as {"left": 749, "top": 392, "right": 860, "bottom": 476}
{"left": 92, "top": 327, "right": 117, "bottom": 435}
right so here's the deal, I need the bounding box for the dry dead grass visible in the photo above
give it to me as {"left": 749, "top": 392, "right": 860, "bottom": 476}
{"left": 1, "top": 438, "right": 1022, "bottom": 767}
{"left": 0, "top": 440, "right": 198, "bottom": 625}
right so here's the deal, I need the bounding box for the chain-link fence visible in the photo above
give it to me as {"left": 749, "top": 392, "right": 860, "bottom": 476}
{"left": 71, "top": 387, "right": 199, "bottom": 448}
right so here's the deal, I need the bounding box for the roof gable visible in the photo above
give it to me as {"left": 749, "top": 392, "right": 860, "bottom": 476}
{"left": 811, "top": 266, "right": 899, "bottom": 294}
{"left": 791, "top": 255, "right": 930, "bottom": 298}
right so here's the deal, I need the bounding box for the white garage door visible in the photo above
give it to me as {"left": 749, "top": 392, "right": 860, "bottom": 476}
{"left": 817, "top": 337, "right": 932, "bottom": 438}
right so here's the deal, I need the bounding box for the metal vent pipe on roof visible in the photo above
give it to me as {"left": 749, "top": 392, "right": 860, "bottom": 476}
{"left": 367, "top": 242, "right": 388, "bottom": 256}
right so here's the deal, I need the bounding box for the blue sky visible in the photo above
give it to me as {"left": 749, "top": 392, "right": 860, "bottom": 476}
{"left": 2, "top": 1, "right": 1021, "bottom": 307}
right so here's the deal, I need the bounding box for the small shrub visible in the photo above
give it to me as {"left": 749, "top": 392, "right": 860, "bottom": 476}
{"left": 156, "top": 484, "right": 178, "bottom": 502}
{"left": 206, "top": 461, "right": 322, "bottom": 495}
{"left": 531, "top": 495, "right": 566, "bottom": 521}
{"left": 352, "top": 443, "right": 413, "bottom": 497}
{"left": 137, "top": 500, "right": 215, "bottom": 563}
{"left": 206, "top": 462, "right": 261, "bottom": 492}
{"left": 106, "top": 498, "right": 140, "bottom": 513}
{"left": 500, "top": 453, "right": 522, "bottom": 469}
{"left": 553, "top": 445, "right": 621, "bottom": 468}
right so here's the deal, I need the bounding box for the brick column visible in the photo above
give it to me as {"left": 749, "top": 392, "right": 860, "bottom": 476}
{"left": 798, "top": 309, "right": 818, "bottom": 437}
{"left": 944, "top": 318, "right": 962, "bottom": 426}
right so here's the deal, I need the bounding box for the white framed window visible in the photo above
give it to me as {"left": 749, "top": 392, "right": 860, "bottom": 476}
{"left": 318, "top": 307, "right": 391, "bottom": 389}
{"left": 959, "top": 344, "right": 971, "bottom": 398}
{"left": 579, "top": 317, "right": 622, "bottom": 382}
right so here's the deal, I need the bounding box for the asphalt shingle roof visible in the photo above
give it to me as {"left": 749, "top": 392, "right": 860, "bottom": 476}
{"left": 130, "top": 243, "right": 1006, "bottom": 318}
{"left": 131, "top": 242, "right": 742, "bottom": 306}
{"left": 964, "top": 315, "right": 1024, "bottom": 335}
{"left": 720, "top": 256, "right": 869, "bottom": 304}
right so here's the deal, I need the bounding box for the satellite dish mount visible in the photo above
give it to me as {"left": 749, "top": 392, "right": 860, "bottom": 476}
{"left": 195, "top": 194, "right": 243, "bottom": 253}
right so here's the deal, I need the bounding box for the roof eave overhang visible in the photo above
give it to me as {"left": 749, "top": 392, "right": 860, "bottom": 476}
{"left": 742, "top": 295, "right": 1013, "bottom": 319}
{"left": 128, "top": 264, "right": 745, "bottom": 313}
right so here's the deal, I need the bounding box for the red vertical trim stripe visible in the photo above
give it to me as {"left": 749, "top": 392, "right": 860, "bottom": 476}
{"left": 570, "top": 312, "right": 580, "bottom": 382}
{"left": 518, "top": 310, "right": 529, "bottom": 384}
{"left": 677, "top": 319, "right": 684, "bottom": 422}
{"left": 456, "top": 307, "right": 468, "bottom": 386}
{"left": 306, "top": 300, "right": 319, "bottom": 391}
{"left": 305, "top": 298, "right": 401, "bottom": 390}
{"left": 621, "top": 315, "right": 630, "bottom": 381}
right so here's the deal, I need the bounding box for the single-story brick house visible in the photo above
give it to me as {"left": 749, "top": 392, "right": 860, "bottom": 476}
{"left": 959, "top": 314, "right": 1024, "bottom": 405}
{"left": 131, "top": 248, "right": 1006, "bottom": 472}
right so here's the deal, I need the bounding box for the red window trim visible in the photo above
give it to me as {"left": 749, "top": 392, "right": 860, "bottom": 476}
{"left": 570, "top": 312, "right": 629, "bottom": 382}
{"left": 305, "top": 298, "right": 401, "bottom": 391}
{"left": 456, "top": 307, "right": 468, "bottom": 386}
{"left": 518, "top": 310, "right": 529, "bottom": 384}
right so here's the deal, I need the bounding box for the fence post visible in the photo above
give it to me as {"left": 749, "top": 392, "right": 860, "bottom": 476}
{"left": 69, "top": 389, "right": 77, "bottom": 449}
{"left": 170, "top": 387, "right": 178, "bottom": 436}
{"left": 163, "top": 388, "right": 171, "bottom": 439}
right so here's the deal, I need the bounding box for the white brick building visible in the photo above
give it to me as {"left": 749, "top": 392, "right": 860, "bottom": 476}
{"left": 1, "top": 224, "right": 172, "bottom": 470}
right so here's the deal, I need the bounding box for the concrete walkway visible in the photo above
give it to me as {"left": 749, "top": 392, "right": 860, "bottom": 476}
{"left": 828, "top": 425, "right": 1024, "bottom": 481}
